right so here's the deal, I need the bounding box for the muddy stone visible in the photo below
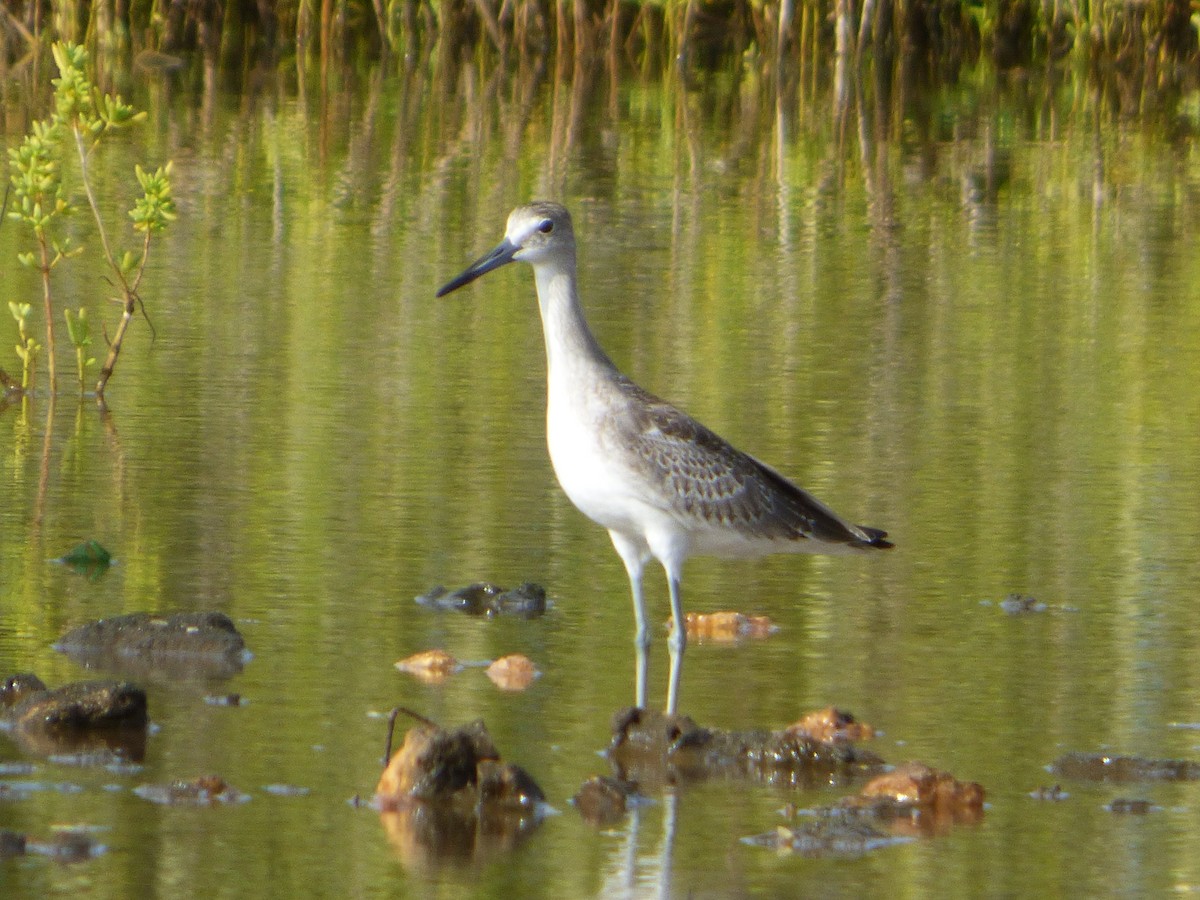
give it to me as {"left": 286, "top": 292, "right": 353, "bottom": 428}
{"left": 747, "top": 815, "right": 912, "bottom": 857}
{"left": 998, "top": 593, "right": 1047, "bottom": 614}
{"left": 377, "top": 720, "right": 501, "bottom": 801}
{"left": 839, "top": 761, "right": 986, "bottom": 833}
{"left": 54, "top": 612, "right": 248, "bottom": 680}
{"left": 855, "top": 761, "right": 985, "bottom": 813}
{"left": 1108, "top": 798, "right": 1153, "bottom": 814}
{"left": 572, "top": 775, "right": 640, "bottom": 826}
{"left": 747, "top": 761, "right": 985, "bottom": 854}
{"left": 0, "top": 830, "right": 27, "bottom": 858}
{"left": 1030, "top": 784, "right": 1069, "bottom": 801}
{"left": 415, "top": 582, "right": 547, "bottom": 618}
{"left": 1, "top": 673, "right": 48, "bottom": 708}
{"left": 7, "top": 680, "right": 147, "bottom": 731}
{"left": 672, "top": 611, "right": 777, "bottom": 642}
{"left": 30, "top": 830, "right": 106, "bottom": 862}
{"left": 785, "top": 707, "right": 876, "bottom": 745}
{"left": 1050, "top": 752, "right": 1200, "bottom": 782}
{"left": 607, "top": 707, "right": 884, "bottom": 787}
{"left": 477, "top": 759, "right": 546, "bottom": 811}
{"left": 2, "top": 678, "right": 148, "bottom": 761}
{"left": 133, "top": 775, "right": 249, "bottom": 806}
{"left": 375, "top": 716, "right": 546, "bottom": 871}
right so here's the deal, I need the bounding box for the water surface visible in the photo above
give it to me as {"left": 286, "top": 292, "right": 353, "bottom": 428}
{"left": 3, "top": 58, "right": 1200, "bottom": 897}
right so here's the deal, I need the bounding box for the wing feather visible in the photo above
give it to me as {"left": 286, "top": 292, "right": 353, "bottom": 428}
{"left": 608, "top": 379, "right": 891, "bottom": 549}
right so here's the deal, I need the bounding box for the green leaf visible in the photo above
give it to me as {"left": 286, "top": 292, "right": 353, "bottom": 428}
{"left": 55, "top": 540, "right": 113, "bottom": 580}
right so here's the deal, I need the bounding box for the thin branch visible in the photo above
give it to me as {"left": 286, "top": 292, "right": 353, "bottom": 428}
{"left": 71, "top": 125, "right": 127, "bottom": 292}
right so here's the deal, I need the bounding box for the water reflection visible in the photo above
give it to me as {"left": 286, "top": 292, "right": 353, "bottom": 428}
{"left": 598, "top": 792, "right": 678, "bottom": 900}
{"left": 3, "top": 47, "right": 1200, "bottom": 899}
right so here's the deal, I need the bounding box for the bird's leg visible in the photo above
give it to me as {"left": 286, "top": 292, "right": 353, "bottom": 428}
{"left": 610, "top": 530, "right": 651, "bottom": 709}
{"left": 629, "top": 570, "right": 649, "bottom": 710}
{"left": 665, "top": 575, "right": 686, "bottom": 715}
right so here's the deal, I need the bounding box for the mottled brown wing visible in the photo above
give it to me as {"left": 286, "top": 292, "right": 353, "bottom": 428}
{"left": 614, "top": 379, "right": 889, "bottom": 548}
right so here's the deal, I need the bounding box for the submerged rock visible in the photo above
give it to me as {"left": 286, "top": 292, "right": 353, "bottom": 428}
{"left": 374, "top": 713, "right": 547, "bottom": 870}
{"left": 1108, "top": 798, "right": 1154, "bottom": 814}
{"left": 785, "top": 707, "right": 876, "bottom": 745}
{"left": 1050, "top": 752, "right": 1200, "bottom": 782}
{"left": 998, "top": 593, "right": 1047, "bottom": 614}
{"left": 133, "top": 775, "right": 250, "bottom": 806}
{"left": 377, "top": 718, "right": 500, "bottom": 801}
{"left": 745, "top": 815, "right": 912, "bottom": 857}
{"left": 415, "top": 582, "right": 548, "bottom": 618}
{"left": 1030, "top": 784, "right": 1069, "bottom": 801}
{"left": 607, "top": 707, "right": 884, "bottom": 788}
{"left": 845, "top": 761, "right": 985, "bottom": 827}
{"left": 1, "top": 677, "right": 148, "bottom": 762}
{"left": 0, "top": 828, "right": 105, "bottom": 862}
{"left": 572, "top": 775, "right": 642, "bottom": 826}
{"left": 746, "top": 761, "right": 985, "bottom": 854}
{"left": 394, "top": 650, "right": 463, "bottom": 683}
{"left": 0, "top": 830, "right": 27, "bottom": 858}
{"left": 7, "top": 680, "right": 147, "bottom": 731}
{"left": 29, "top": 829, "right": 107, "bottom": 862}
{"left": 670, "top": 611, "right": 777, "bottom": 642}
{"left": 54, "top": 612, "right": 248, "bottom": 681}
{"left": 485, "top": 654, "right": 539, "bottom": 691}
{"left": 1, "top": 673, "right": 48, "bottom": 708}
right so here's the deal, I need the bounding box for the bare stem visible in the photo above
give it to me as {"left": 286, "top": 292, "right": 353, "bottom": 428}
{"left": 36, "top": 229, "right": 58, "bottom": 394}
{"left": 72, "top": 126, "right": 124, "bottom": 279}
{"left": 71, "top": 123, "right": 145, "bottom": 400}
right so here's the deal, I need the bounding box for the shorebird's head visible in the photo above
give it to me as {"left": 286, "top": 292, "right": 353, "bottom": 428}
{"left": 436, "top": 201, "right": 574, "bottom": 297}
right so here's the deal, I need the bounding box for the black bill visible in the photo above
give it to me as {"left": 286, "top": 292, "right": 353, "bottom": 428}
{"left": 436, "top": 237, "right": 519, "bottom": 297}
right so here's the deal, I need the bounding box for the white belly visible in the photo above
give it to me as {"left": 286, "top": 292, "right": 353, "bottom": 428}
{"left": 546, "top": 399, "right": 650, "bottom": 534}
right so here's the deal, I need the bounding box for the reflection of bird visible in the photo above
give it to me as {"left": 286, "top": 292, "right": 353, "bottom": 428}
{"left": 437, "top": 202, "right": 892, "bottom": 713}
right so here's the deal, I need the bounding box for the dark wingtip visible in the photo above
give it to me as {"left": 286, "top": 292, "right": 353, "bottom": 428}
{"left": 855, "top": 526, "right": 893, "bottom": 550}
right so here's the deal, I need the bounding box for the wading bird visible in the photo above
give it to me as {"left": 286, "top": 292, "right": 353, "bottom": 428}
{"left": 438, "top": 202, "right": 891, "bottom": 713}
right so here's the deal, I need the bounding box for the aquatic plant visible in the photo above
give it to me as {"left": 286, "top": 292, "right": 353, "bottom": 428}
{"left": 51, "top": 42, "right": 177, "bottom": 399}
{"left": 63, "top": 306, "right": 94, "bottom": 393}
{"left": 8, "top": 301, "right": 40, "bottom": 391}
{"left": 5, "top": 41, "right": 175, "bottom": 400}
{"left": 7, "top": 115, "right": 70, "bottom": 393}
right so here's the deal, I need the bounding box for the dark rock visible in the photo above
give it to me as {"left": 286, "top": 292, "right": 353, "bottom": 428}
{"left": 0, "top": 830, "right": 27, "bottom": 858}
{"left": 1108, "top": 798, "right": 1153, "bottom": 814}
{"left": 31, "top": 829, "right": 105, "bottom": 861}
{"left": 375, "top": 715, "right": 546, "bottom": 871}
{"left": 1, "top": 673, "right": 47, "bottom": 708}
{"left": 55, "top": 612, "right": 248, "bottom": 681}
{"left": 1050, "top": 752, "right": 1200, "bottom": 782}
{"left": 608, "top": 707, "right": 884, "bottom": 788}
{"left": 9, "top": 680, "right": 147, "bottom": 731}
{"left": 1, "top": 678, "right": 147, "bottom": 762}
{"left": 377, "top": 719, "right": 501, "bottom": 802}
{"left": 1030, "top": 784, "right": 1069, "bottom": 801}
{"left": 842, "top": 760, "right": 986, "bottom": 828}
{"left": 572, "top": 775, "right": 640, "bottom": 826}
{"left": 785, "top": 707, "right": 875, "bottom": 744}
{"left": 477, "top": 760, "right": 545, "bottom": 811}
{"left": 746, "top": 814, "right": 911, "bottom": 857}
{"left": 747, "top": 761, "right": 985, "bottom": 854}
{"left": 998, "top": 593, "right": 1047, "bottom": 614}
{"left": 133, "top": 775, "right": 250, "bottom": 806}
{"left": 415, "top": 583, "right": 547, "bottom": 618}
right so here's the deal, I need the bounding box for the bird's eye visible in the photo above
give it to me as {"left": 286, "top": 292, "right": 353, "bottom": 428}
{"left": 538, "top": 220, "right": 554, "bottom": 234}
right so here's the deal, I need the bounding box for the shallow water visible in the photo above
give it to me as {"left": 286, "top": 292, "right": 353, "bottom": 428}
{"left": 3, "top": 57, "right": 1200, "bottom": 896}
